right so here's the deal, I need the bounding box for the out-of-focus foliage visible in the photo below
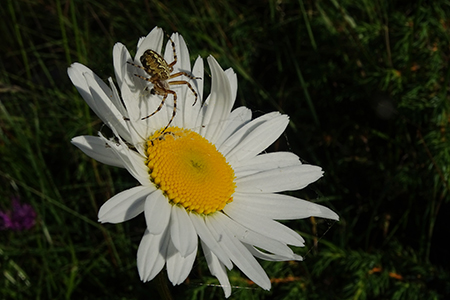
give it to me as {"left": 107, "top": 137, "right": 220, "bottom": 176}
{"left": 1, "top": 0, "right": 449, "bottom": 299}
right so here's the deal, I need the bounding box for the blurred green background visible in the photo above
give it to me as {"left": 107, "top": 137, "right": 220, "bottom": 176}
{"left": 1, "top": 0, "right": 450, "bottom": 299}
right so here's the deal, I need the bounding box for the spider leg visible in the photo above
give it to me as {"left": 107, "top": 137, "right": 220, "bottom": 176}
{"left": 159, "top": 90, "right": 177, "bottom": 133}
{"left": 133, "top": 74, "right": 154, "bottom": 82}
{"left": 141, "top": 89, "right": 177, "bottom": 134}
{"left": 127, "top": 61, "right": 147, "bottom": 72}
{"left": 169, "top": 71, "right": 201, "bottom": 81}
{"left": 168, "top": 80, "right": 199, "bottom": 106}
{"left": 142, "top": 93, "right": 168, "bottom": 120}
{"left": 167, "top": 35, "right": 177, "bottom": 69}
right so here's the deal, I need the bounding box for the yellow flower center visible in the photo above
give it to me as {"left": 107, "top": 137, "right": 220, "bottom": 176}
{"left": 146, "top": 127, "right": 235, "bottom": 214}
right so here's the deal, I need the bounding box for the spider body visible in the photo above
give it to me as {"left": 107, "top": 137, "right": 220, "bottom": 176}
{"left": 140, "top": 49, "right": 171, "bottom": 81}
{"left": 128, "top": 36, "right": 200, "bottom": 133}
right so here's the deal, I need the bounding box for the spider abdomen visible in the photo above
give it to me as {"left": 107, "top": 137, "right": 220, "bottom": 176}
{"left": 140, "top": 49, "right": 171, "bottom": 80}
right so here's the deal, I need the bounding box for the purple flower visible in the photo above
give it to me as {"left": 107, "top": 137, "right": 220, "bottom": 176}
{"left": 0, "top": 198, "right": 36, "bottom": 231}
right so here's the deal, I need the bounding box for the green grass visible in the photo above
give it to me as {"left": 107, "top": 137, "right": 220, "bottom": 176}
{"left": 1, "top": 0, "right": 450, "bottom": 299}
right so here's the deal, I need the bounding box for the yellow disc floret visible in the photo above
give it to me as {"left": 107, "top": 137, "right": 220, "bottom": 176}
{"left": 146, "top": 127, "right": 235, "bottom": 214}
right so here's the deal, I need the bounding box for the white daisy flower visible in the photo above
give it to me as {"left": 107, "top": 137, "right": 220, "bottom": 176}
{"left": 69, "top": 26, "right": 338, "bottom": 298}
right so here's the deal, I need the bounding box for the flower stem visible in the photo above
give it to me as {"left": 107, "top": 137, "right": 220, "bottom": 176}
{"left": 155, "top": 270, "right": 173, "bottom": 300}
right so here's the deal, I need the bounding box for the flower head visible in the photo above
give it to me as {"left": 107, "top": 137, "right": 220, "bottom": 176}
{"left": 0, "top": 197, "right": 37, "bottom": 231}
{"left": 69, "top": 26, "right": 338, "bottom": 297}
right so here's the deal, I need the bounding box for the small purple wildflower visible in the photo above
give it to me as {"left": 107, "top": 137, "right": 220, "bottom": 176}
{"left": 0, "top": 197, "right": 36, "bottom": 231}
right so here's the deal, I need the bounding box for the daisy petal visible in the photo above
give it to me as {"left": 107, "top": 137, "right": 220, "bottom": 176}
{"left": 144, "top": 191, "right": 171, "bottom": 235}
{"left": 98, "top": 186, "right": 149, "bottom": 223}
{"left": 224, "top": 203, "right": 305, "bottom": 246}
{"left": 215, "top": 106, "right": 252, "bottom": 150}
{"left": 245, "top": 244, "right": 303, "bottom": 262}
{"left": 71, "top": 136, "right": 124, "bottom": 168}
{"left": 218, "top": 214, "right": 298, "bottom": 257}
{"left": 137, "top": 228, "right": 170, "bottom": 282}
{"left": 183, "top": 56, "right": 204, "bottom": 130}
{"left": 166, "top": 239, "right": 198, "bottom": 285}
{"left": 112, "top": 42, "right": 131, "bottom": 90}
{"left": 233, "top": 151, "right": 300, "bottom": 177}
{"left": 225, "top": 68, "right": 238, "bottom": 105}
{"left": 68, "top": 63, "right": 132, "bottom": 142}
{"left": 190, "top": 213, "right": 233, "bottom": 269}
{"left": 165, "top": 33, "right": 191, "bottom": 72}
{"left": 235, "top": 164, "right": 323, "bottom": 193}
{"left": 200, "top": 56, "right": 234, "bottom": 143}
{"left": 233, "top": 192, "right": 339, "bottom": 221}
{"left": 135, "top": 27, "right": 164, "bottom": 65}
{"left": 101, "top": 134, "right": 150, "bottom": 187}
{"left": 107, "top": 77, "right": 128, "bottom": 117}
{"left": 201, "top": 241, "right": 232, "bottom": 298}
{"left": 225, "top": 113, "right": 289, "bottom": 163}
{"left": 207, "top": 213, "right": 271, "bottom": 290}
{"left": 169, "top": 206, "right": 198, "bottom": 257}
{"left": 219, "top": 112, "right": 285, "bottom": 162}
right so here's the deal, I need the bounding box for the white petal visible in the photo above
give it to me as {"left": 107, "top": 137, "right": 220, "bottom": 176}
{"left": 98, "top": 186, "right": 150, "bottom": 223}
{"left": 135, "top": 27, "right": 164, "bottom": 65}
{"left": 128, "top": 28, "right": 165, "bottom": 102}
{"left": 137, "top": 228, "right": 169, "bottom": 282}
{"left": 169, "top": 206, "right": 198, "bottom": 257}
{"left": 115, "top": 74, "right": 143, "bottom": 123}
{"left": 112, "top": 45, "right": 150, "bottom": 133}
{"left": 233, "top": 192, "right": 339, "bottom": 221}
{"left": 71, "top": 135, "right": 124, "bottom": 168}
{"left": 219, "top": 112, "right": 284, "bottom": 161}
{"left": 189, "top": 213, "right": 233, "bottom": 269}
{"left": 144, "top": 191, "right": 171, "bottom": 235}
{"left": 112, "top": 42, "right": 131, "bottom": 91}
{"left": 183, "top": 56, "right": 204, "bottom": 130}
{"left": 224, "top": 203, "right": 305, "bottom": 246}
{"left": 101, "top": 134, "right": 150, "bottom": 187}
{"left": 108, "top": 77, "right": 128, "bottom": 117}
{"left": 201, "top": 241, "right": 232, "bottom": 298}
{"left": 245, "top": 244, "right": 303, "bottom": 262}
{"left": 192, "top": 56, "right": 205, "bottom": 103}
{"left": 233, "top": 151, "right": 300, "bottom": 177}
{"left": 166, "top": 239, "right": 197, "bottom": 285}
{"left": 199, "top": 56, "right": 234, "bottom": 143}
{"left": 67, "top": 63, "right": 96, "bottom": 104}
{"left": 217, "top": 212, "right": 299, "bottom": 256}
{"left": 235, "top": 164, "right": 323, "bottom": 193}
{"left": 68, "top": 63, "right": 131, "bottom": 142}
{"left": 163, "top": 33, "right": 201, "bottom": 130}
{"left": 225, "top": 68, "right": 237, "bottom": 106}
{"left": 207, "top": 213, "right": 271, "bottom": 290}
{"left": 165, "top": 33, "right": 191, "bottom": 72}
{"left": 225, "top": 113, "right": 289, "bottom": 164}
{"left": 215, "top": 106, "right": 252, "bottom": 150}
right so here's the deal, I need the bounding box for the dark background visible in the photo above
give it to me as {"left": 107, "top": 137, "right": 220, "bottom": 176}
{"left": 1, "top": 0, "right": 450, "bottom": 299}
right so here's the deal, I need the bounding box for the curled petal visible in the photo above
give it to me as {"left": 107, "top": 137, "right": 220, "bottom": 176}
{"left": 166, "top": 239, "right": 198, "bottom": 285}
{"left": 137, "top": 229, "right": 169, "bottom": 282}
{"left": 98, "top": 186, "right": 149, "bottom": 223}
{"left": 72, "top": 135, "right": 124, "bottom": 168}
{"left": 199, "top": 56, "right": 234, "bottom": 143}
{"left": 201, "top": 241, "right": 232, "bottom": 298}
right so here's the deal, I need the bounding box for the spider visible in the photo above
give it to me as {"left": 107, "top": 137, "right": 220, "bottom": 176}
{"left": 127, "top": 35, "right": 201, "bottom": 133}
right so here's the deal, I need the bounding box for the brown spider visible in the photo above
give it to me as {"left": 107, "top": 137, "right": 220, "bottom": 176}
{"left": 127, "top": 36, "right": 201, "bottom": 132}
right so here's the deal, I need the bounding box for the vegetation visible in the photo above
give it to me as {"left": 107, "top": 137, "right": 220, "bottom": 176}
{"left": 1, "top": 0, "right": 450, "bottom": 299}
